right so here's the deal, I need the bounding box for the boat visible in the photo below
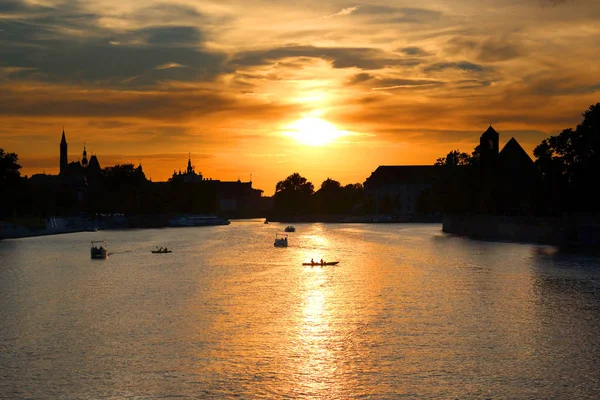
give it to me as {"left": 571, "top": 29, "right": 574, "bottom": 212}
{"left": 152, "top": 247, "right": 172, "bottom": 254}
{"left": 284, "top": 225, "right": 295, "bottom": 232}
{"left": 264, "top": 219, "right": 269, "bottom": 224}
{"left": 302, "top": 261, "right": 339, "bottom": 266}
{"left": 274, "top": 233, "right": 288, "bottom": 247}
{"left": 168, "top": 215, "right": 230, "bottom": 227}
{"left": 91, "top": 240, "right": 108, "bottom": 259}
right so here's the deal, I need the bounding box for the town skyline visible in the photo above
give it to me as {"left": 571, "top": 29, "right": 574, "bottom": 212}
{"left": 2, "top": 0, "right": 599, "bottom": 195}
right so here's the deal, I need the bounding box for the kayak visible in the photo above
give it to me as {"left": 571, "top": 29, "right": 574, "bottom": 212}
{"left": 152, "top": 250, "right": 172, "bottom": 253}
{"left": 302, "top": 261, "right": 339, "bottom": 266}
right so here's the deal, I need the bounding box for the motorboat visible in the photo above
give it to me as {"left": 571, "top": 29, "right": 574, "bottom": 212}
{"left": 152, "top": 247, "right": 172, "bottom": 254}
{"left": 274, "top": 233, "right": 288, "bottom": 247}
{"left": 284, "top": 225, "right": 295, "bottom": 232}
{"left": 302, "top": 260, "right": 339, "bottom": 266}
{"left": 91, "top": 240, "right": 108, "bottom": 259}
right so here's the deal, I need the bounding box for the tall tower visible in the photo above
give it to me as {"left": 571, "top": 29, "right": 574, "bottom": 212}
{"left": 479, "top": 125, "right": 499, "bottom": 168}
{"left": 187, "top": 153, "right": 194, "bottom": 174}
{"left": 82, "top": 143, "right": 88, "bottom": 167}
{"left": 60, "top": 128, "right": 68, "bottom": 175}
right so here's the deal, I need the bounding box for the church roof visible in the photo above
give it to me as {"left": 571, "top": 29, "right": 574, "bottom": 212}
{"left": 498, "top": 137, "right": 534, "bottom": 168}
{"left": 88, "top": 155, "right": 101, "bottom": 172}
{"left": 364, "top": 165, "right": 442, "bottom": 186}
{"left": 481, "top": 125, "right": 499, "bottom": 138}
{"left": 61, "top": 129, "right": 66, "bottom": 143}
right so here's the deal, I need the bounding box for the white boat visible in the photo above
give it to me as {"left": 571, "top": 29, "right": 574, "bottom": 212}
{"left": 274, "top": 233, "right": 288, "bottom": 247}
{"left": 91, "top": 240, "right": 108, "bottom": 259}
{"left": 168, "top": 215, "right": 230, "bottom": 227}
{"left": 284, "top": 225, "right": 295, "bottom": 232}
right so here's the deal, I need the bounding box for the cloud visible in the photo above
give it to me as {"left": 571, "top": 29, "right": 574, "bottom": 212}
{"left": 446, "top": 36, "right": 524, "bottom": 62}
{"left": 352, "top": 5, "right": 443, "bottom": 23}
{"left": 398, "top": 46, "right": 432, "bottom": 57}
{"left": 154, "top": 62, "right": 186, "bottom": 70}
{"left": 347, "top": 73, "right": 443, "bottom": 89}
{"left": 323, "top": 6, "right": 358, "bottom": 18}
{"left": 347, "top": 73, "right": 374, "bottom": 85}
{"left": 0, "top": 82, "right": 297, "bottom": 123}
{"left": 230, "top": 45, "right": 420, "bottom": 70}
{"left": 0, "top": 1, "right": 227, "bottom": 87}
{"left": 424, "top": 61, "right": 485, "bottom": 73}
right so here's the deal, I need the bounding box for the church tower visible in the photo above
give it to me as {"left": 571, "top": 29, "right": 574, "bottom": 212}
{"left": 82, "top": 143, "right": 88, "bottom": 168}
{"left": 60, "top": 128, "right": 68, "bottom": 175}
{"left": 187, "top": 153, "right": 194, "bottom": 174}
{"left": 479, "top": 125, "right": 499, "bottom": 167}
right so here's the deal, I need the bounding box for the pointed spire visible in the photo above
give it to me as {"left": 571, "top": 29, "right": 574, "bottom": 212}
{"left": 61, "top": 127, "right": 66, "bottom": 143}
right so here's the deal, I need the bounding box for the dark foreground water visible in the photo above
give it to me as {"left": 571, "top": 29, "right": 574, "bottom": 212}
{"left": 1, "top": 221, "right": 599, "bottom": 399}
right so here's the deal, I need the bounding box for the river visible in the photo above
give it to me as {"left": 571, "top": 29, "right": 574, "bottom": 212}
{"left": 1, "top": 221, "right": 599, "bottom": 399}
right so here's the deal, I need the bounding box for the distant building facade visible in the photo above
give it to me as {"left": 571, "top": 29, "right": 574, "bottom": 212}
{"left": 364, "top": 166, "right": 441, "bottom": 216}
{"left": 170, "top": 154, "right": 264, "bottom": 216}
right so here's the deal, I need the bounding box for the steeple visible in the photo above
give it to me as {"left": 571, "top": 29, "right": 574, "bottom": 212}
{"left": 479, "top": 125, "right": 500, "bottom": 168}
{"left": 187, "top": 152, "right": 194, "bottom": 174}
{"left": 60, "top": 128, "right": 68, "bottom": 175}
{"left": 82, "top": 142, "right": 88, "bottom": 167}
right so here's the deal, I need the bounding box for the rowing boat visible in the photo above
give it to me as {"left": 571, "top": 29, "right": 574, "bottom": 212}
{"left": 302, "top": 261, "right": 339, "bottom": 266}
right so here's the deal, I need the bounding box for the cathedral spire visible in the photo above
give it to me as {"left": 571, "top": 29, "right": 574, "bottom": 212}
{"left": 82, "top": 142, "right": 88, "bottom": 167}
{"left": 60, "top": 128, "right": 68, "bottom": 175}
{"left": 187, "top": 152, "right": 194, "bottom": 174}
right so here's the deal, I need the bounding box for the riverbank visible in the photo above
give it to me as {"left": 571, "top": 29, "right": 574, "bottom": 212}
{"left": 442, "top": 214, "right": 600, "bottom": 249}
{"left": 266, "top": 214, "right": 442, "bottom": 223}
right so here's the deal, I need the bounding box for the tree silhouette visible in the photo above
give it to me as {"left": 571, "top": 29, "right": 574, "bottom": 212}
{"left": 534, "top": 102, "right": 600, "bottom": 211}
{"left": 273, "top": 173, "right": 314, "bottom": 215}
{"left": 0, "top": 148, "right": 21, "bottom": 185}
{"left": 0, "top": 148, "right": 23, "bottom": 218}
{"left": 435, "top": 150, "right": 471, "bottom": 167}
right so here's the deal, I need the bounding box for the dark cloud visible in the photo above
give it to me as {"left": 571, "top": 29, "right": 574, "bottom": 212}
{"left": 0, "top": 84, "right": 295, "bottom": 122}
{"left": 0, "top": 0, "right": 51, "bottom": 13}
{"left": 454, "top": 79, "right": 492, "bottom": 89}
{"left": 133, "top": 26, "right": 204, "bottom": 46}
{"left": 0, "top": 1, "right": 228, "bottom": 87}
{"left": 374, "top": 78, "right": 444, "bottom": 88}
{"left": 230, "top": 45, "right": 420, "bottom": 70}
{"left": 446, "top": 36, "right": 523, "bottom": 62}
{"left": 347, "top": 73, "right": 374, "bottom": 85}
{"left": 398, "top": 46, "right": 431, "bottom": 57}
{"left": 347, "top": 73, "right": 443, "bottom": 88}
{"left": 424, "top": 61, "right": 485, "bottom": 73}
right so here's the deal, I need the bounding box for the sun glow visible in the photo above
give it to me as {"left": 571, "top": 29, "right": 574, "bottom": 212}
{"left": 284, "top": 117, "right": 346, "bottom": 146}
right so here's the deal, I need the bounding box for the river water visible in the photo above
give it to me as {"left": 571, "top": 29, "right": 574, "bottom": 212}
{"left": 1, "top": 221, "right": 599, "bottom": 399}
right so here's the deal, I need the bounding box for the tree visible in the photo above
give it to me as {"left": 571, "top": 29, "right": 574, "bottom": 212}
{"left": 273, "top": 173, "right": 314, "bottom": 215}
{"left": 0, "top": 149, "right": 24, "bottom": 218}
{"left": 533, "top": 103, "right": 600, "bottom": 211}
{"left": 435, "top": 150, "right": 472, "bottom": 167}
{"left": 275, "top": 172, "right": 314, "bottom": 195}
{"left": 0, "top": 148, "right": 22, "bottom": 186}
{"left": 320, "top": 178, "right": 341, "bottom": 192}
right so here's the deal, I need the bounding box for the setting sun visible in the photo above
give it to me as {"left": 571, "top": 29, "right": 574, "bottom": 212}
{"left": 284, "top": 117, "right": 347, "bottom": 146}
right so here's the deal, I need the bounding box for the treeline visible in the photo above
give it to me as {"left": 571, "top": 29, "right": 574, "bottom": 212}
{"left": 434, "top": 102, "right": 600, "bottom": 216}
{"left": 269, "top": 173, "right": 372, "bottom": 218}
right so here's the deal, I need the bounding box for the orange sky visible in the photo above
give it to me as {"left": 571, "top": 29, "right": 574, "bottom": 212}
{"left": 1, "top": 0, "right": 599, "bottom": 195}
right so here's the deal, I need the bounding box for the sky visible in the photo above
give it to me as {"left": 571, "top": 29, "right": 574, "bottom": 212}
{"left": 1, "top": 0, "right": 599, "bottom": 195}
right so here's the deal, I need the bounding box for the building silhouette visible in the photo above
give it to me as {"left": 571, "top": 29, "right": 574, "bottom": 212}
{"left": 59, "top": 129, "right": 101, "bottom": 177}
{"left": 170, "top": 153, "right": 264, "bottom": 216}
{"left": 364, "top": 126, "right": 537, "bottom": 217}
